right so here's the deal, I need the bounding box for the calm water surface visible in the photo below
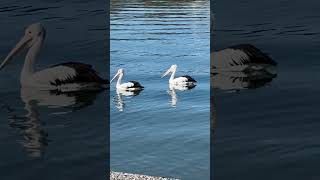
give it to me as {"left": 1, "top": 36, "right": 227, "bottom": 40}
{"left": 0, "top": 1, "right": 108, "bottom": 180}
{"left": 213, "top": 0, "right": 320, "bottom": 179}
{"left": 110, "top": 0, "right": 210, "bottom": 179}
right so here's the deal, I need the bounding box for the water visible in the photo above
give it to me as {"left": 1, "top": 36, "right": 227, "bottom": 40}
{"left": 110, "top": 0, "right": 210, "bottom": 179}
{"left": 0, "top": 1, "right": 108, "bottom": 179}
{"left": 212, "top": 0, "right": 320, "bottom": 179}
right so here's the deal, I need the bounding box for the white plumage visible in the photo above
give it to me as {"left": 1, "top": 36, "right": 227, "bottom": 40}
{"left": 161, "top": 64, "right": 197, "bottom": 87}
{"left": 118, "top": 82, "right": 136, "bottom": 89}
{"left": 32, "top": 66, "right": 76, "bottom": 83}
{"left": 214, "top": 48, "right": 250, "bottom": 71}
{"left": 171, "top": 77, "right": 191, "bottom": 84}
{"left": 24, "top": 65, "right": 76, "bottom": 88}
{"left": 111, "top": 68, "right": 144, "bottom": 91}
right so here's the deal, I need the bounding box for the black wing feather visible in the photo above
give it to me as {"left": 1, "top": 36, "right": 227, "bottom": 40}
{"left": 50, "top": 62, "right": 108, "bottom": 86}
{"left": 181, "top": 75, "right": 197, "bottom": 82}
{"left": 128, "top": 81, "right": 144, "bottom": 88}
{"left": 229, "top": 44, "right": 277, "bottom": 66}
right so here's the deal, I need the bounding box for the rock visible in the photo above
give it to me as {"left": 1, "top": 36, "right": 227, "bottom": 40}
{"left": 110, "top": 171, "right": 179, "bottom": 180}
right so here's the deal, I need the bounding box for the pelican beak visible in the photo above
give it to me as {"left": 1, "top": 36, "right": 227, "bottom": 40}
{"left": 161, "top": 68, "right": 171, "bottom": 78}
{"left": 110, "top": 71, "right": 120, "bottom": 83}
{"left": 0, "top": 35, "right": 31, "bottom": 70}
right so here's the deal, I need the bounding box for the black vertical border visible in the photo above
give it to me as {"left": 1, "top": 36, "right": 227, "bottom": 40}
{"left": 210, "top": 0, "right": 215, "bottom": 179}
{"left": 106, "top": 0, "right": 110, "bottom": 179}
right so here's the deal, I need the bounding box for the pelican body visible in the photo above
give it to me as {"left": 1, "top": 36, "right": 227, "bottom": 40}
{"left": 212, "top": 44, "right": 277, "bottom": 74}
{"left": 161, "top": 64, "right": 197, "bottom": 86}
{"left": 0, "top": 23, "right": 108, "bottom": 92}
{"left": 111, "top": 68, "right": 144, "bottom": 91}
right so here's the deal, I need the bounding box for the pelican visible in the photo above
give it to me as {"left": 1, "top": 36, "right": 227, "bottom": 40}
{"left": 212, "top": 44, "right": 277, "bottom": 74}
{"left": 0, "top": 23, "right": 108, "bottom": 92}
{"left": 161, "top": 64, "right": 197, "bottom": 86}
{"left": 110, "top": 68, "right": 144, "bottom": 91}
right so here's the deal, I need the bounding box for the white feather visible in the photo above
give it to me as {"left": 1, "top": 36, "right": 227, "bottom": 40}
{"left": 172, "top": 77, "right": 189, "bottom": 84}
{"left": 33, "top": 66, "right": 76, "bottom": 83}
{"left": 212, "top": 49, "right": 250, "bottom": 71}
{"left": 21, "top": 66, "right": 76, "bottom": 89}
{"left": 118, "top": 82, "right": 135, "bottom": 89}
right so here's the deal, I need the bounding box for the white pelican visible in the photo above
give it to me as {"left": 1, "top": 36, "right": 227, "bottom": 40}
{"left": 161, "top": 64, "right": 197, "bottom": 86}
{"left": 212, "top": 44, "right": 277, "bottom": 74}
{"left": 0, "top": 23, "right": 108, "bottom": 92}
{"left": 110, "top": 68, "right": 144, "bottom": 91}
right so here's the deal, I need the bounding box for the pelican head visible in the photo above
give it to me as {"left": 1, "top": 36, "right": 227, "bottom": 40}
{"left": 111, "top": 68, "right": 124, "bottom": 82}
{"left": 161, "top": 64, "right": 177, "bottom": 78}
{"left": 0, "top": 23, "right": 46, "bottom": 70}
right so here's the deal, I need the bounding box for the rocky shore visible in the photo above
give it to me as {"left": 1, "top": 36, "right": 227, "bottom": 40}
{"left": 110, "top": 171, "right": 179, "bottom": 180}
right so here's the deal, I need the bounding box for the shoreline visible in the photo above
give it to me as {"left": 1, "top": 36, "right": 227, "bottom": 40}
{"left": 110, "top": 171, "right": 179, "bottom": 180}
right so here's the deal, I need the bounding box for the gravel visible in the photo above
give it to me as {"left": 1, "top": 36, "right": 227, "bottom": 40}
{"left": 110, "top": 171, "right": 180, "bottom": 180}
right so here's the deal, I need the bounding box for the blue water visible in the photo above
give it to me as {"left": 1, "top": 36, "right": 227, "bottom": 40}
{"left": 0, "top": 1, "right": 108, "bottom": 179}
{"left": 212, "top": 0, "right": 320, "bottom": 179}
{"left": 110, "top": 0, "right": 210, "bottom": 179}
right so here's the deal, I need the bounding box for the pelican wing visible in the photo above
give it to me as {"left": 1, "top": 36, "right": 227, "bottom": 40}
{"left": 32, "top": 65, "right": 77, "bottom": 85}
{"left": 120, "top": 82, "right": 134, "bottom": 88}
{"left": 128, "top": 81, "right": 144, "bottom": 88}
{"left": 119, "top": 81, "right": 144, "bottom": 89}
{"left": 33, "top": 62, "right": 107, "bottom": 86}
{"left": 181, "top": 75, "right": 197, "bottom": 82}
{"left": 213, "top": 44, "right": 277, "bottom": 71}
{"left": 173, "top": 76, "right": 196, "bottom": 84}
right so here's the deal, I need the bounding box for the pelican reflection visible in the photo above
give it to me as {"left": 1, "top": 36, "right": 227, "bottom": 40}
{"left": 8, "top": 99, "right": 46, "bottom": 157}
{"left": 7, "top": 88, "right": 102, "bottom": 157}
{"left": 211, "top": 71, "right": 277, "bottom": 91}
{"left": 113, "top": 89, "right": 143, "bottom": 112}
{"left": 168, "top": 84, "right": 196, "bottom": 107}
